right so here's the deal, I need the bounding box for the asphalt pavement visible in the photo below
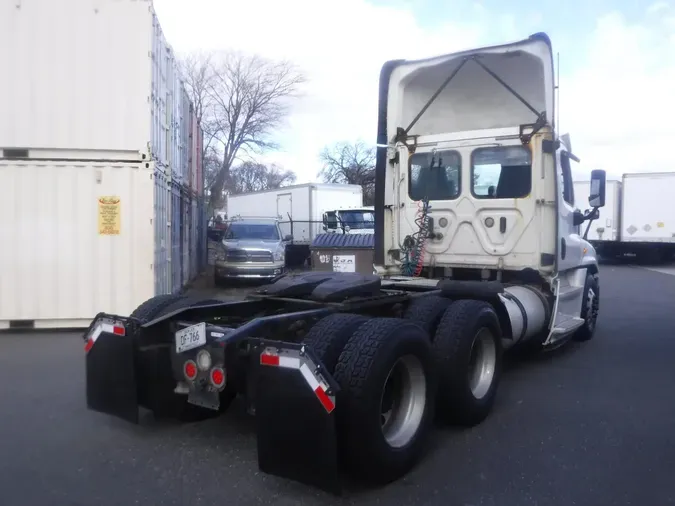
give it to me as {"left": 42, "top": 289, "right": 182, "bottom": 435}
{"left": 1, "top": 263, "right": 674, "bottom": 506}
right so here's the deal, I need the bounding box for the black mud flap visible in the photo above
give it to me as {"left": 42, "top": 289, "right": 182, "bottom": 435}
{"left": 254, "top": 343, "right": 341, "bottom": 495}
{"left": 85, "top": 328, "right": 139, "bottom": 424}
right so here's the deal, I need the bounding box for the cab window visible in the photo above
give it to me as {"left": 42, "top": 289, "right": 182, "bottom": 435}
{"left": 560, "top": 152, "right": 575, "bottom": 206}
{"left": 409, "top": 150, "right": 461, "bottom": 201}
{"left": 324, "top": 211, "right": 338, "bottom": 229}
{"left": 471, "top": 146, "right": 532, "bottom": 199}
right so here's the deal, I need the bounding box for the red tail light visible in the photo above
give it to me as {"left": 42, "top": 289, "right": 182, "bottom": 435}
{"left": 210, "top": 367, "right": 225, "bottom": 388}
{"left": 183, "top": 360, "right": 198, "bottom": 381}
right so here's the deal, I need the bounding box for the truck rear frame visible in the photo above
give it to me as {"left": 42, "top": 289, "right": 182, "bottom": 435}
{"left": 85, "top": 270, "right": 588, "bottom": 493}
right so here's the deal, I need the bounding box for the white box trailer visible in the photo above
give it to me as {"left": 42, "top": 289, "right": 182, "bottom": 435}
{"left": 0, "top": 160, "right": 174, "bottom": 330}
{"left": 574, "top": 172, "right": 675, "bottom": 260}
{"left": 226, "top": 183, "right": 365, "bottom": 244}
{"left": 621, "top": 172, "right": 675, "bottom": 244}
{"left": 573, "top": 180, "right": 622, "bottom": 241}
{"left": 0, "top": 0, "right": 192, "bottom": 183}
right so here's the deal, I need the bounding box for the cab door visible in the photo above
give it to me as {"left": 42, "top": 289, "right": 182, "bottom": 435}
{"left": 556, "top": 149, "right": 584, "bottom": 272}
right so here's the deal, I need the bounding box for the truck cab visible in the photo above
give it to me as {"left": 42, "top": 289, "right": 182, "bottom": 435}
{"left": 322, "top": 206, "right": 375, "bottom": 235}
{"left": 374, "top": 33, "right": 606, "bottom": 348}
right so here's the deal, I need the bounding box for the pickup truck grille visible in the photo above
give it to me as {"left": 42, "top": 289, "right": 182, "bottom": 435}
{"left": 226, "top": 250, "right": 274, "bottom": 263}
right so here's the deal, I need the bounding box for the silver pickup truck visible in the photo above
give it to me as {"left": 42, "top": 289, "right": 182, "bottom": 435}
{"left": 213, "top": 217, "right": 290, "bottom": 284}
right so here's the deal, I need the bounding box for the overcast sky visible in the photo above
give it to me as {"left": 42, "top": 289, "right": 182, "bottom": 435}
{"left": 153, "top": 0, "right": 675, "bottom": 183}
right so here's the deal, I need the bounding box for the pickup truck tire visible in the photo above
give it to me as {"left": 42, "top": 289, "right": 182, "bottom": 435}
{"left": 333, "top": 318, "right": 436, "bottom": 484}
{"left": 214, "top": 273, "right": 227, "bottom": 288}
{"left": 433, "top": 300, "right": 502, "bottom": 426}
{"left": 129, "top": 294, "right": 184, "bottom": 323}
{"left": 573, "top": 273, "right": 599, "bottom": 342}
{"left": 403, "top": 295, "right": 453, "bottom": 336}
{"left": 302, "top": 313, "right": 369, "bottom": 373}
{"left": 137, "top": 296, "right": 235, "bottom": 421}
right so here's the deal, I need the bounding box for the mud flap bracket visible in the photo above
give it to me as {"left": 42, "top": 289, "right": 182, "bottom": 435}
{"left": 254, "top": 341, "right": 341, "bottom": 495}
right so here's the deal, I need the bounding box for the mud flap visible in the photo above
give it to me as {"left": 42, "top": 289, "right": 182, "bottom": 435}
{"left": 85, "top": 329, "right": 139, "bottom": 424}
{"left": 254, "top": 343, "right": 341, "bottom": 495}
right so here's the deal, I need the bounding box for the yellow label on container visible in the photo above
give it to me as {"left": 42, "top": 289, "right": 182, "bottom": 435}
{"left": 98, "top": 196, "right": 121, "bottom": 235}
{"left": 657, "top": 221, "right": 665, "bottom": 228}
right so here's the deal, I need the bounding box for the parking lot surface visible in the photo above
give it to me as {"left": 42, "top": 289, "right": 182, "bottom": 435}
{"left": 1, "top": 263, "right": 674, "bottom": 506}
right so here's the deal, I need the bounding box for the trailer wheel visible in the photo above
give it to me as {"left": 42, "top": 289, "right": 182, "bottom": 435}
{"left": 129, "top": 294, "right": 184, "bottom": 322}
{"left": 433, "top": 300, "right": 502, "bottom": 426}
{"left": 333, "top": 318, "right": 436, "bottom": 484}
{"left": 302, "top": 313, "right": 369, "bottom": 373}
{"left": 403, "top": 295, "right": 453, "bottom": 336}
{"left": 573, "top": 273, "right": 599, "bottom": 342}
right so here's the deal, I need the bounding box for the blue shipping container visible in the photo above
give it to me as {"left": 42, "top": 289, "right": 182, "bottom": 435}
{"left": 170, "top": 181, "right": 183, "bottom": 294}
{"left": 154, "top": 166, "right": 172, "bottom": 295}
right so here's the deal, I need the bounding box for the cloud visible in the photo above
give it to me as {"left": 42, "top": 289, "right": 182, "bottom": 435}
{"left": 153, "top": 0, "right": 526, "bottom": 181}
{"left": 559, "top": 6, "right": 675, "bottom": 178}
{"left": 154, "top": 0, "right": 674, "bottom": 184}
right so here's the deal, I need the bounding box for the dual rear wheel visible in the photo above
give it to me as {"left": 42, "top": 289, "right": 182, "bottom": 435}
{"left": 301, "top": 296, "right": 503, "bottom": 484}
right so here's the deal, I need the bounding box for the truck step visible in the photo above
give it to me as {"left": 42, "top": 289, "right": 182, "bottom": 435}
{"left": 556, "top": 284, "right": 584, "bottom": 301}
{"left": 555, "top": 277, "right": 584, "bottom": 318}
{"left": 550, "top": 315, "right": 585, "bottom": 336}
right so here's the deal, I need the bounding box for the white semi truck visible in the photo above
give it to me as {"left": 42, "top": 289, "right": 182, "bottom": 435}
{"left": 83, "top": 33, "right": 605, "bottom": 494}
{"left": 574, "top": 172, "right": 675, "bottom": 261}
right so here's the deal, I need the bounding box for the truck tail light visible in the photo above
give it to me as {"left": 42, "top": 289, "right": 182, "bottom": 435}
{"left": 183, "top": 360, "right": 198, "bottom": 381}
{"left": 210, "top": 367, "right": 225, "bottom": 388}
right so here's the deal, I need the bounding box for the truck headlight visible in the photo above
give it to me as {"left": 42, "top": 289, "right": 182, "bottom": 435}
{"left": 274, "top": 250, "right": 285, "bottom": 262}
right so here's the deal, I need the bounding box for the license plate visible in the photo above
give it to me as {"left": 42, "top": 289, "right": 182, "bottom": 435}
{"left": 175, "top": 323, "right": 206, "bottom": 353}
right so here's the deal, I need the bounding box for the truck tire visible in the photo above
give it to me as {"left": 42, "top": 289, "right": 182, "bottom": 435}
{"left": 433, "top": 299, "right": 502, "bottom": 426}
{"left": 573, "top": 273, "right": 599, "bottom": 342}
{"left": 302, "top": 313, "right": 369, "bottom": 373}
{"left": 403, "top": 295, "right": 453, "bottom": 336}
{"left": 129, "top": 294, "right": 184, "bottom": 322}
{"left": 143, "top": 296, "right": 235, "bottom": 421}
{"left": 333, "top": 318, "right": 436, "bottom": 484}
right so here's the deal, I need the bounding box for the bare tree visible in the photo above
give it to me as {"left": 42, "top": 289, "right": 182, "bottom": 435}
{"left": 319, "top": 140, "right": 376, "bottom": 205}
{"left": 181, "top": 51, "right": 305, "bottom": 210}
{"left": 229, "top": 161, "right": 296, "bottom": 194}
{"left": 203, "top": 145, "right": 221, "bottom": 192}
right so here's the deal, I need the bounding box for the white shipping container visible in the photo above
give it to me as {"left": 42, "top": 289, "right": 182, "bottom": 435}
{"left": 621, "top": 172, "right": 675, "bottom": 243}
{"left": 573, "top": 180, "right": 622, "bottom": 241}
{"left": 0, "top": 0, "right": 180, "bottom": 166}
{"left": 0, "top": 160, "right": 171, "bottom": 329}
{"left": 226, "top": 184, "right": 365, "bottom": 243}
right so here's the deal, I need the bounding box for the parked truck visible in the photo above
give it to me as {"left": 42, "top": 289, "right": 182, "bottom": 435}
{"left": 322, "top": 206, "right": 375, "bottom": 235}
{"left": 83, "top": 33, "right": 605, "bottom": 494}
{"left": 225, "top": 183, "right": 365, "bottom": 265}
{"left": 574, "top": 172, "right": 675, "bottom": 261}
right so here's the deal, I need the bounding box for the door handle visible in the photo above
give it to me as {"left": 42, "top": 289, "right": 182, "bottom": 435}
{"left": 499, "top": 217, "right": 507, "bottom": 234}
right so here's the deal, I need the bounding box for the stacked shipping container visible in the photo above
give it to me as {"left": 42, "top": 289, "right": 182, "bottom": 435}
{"left": 0, "top": 0, "right": 207, "bottom": 329}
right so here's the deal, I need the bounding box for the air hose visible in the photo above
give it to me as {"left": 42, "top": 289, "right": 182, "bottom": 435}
{"left": 401, "top": 198, "right": 432, "bottom": 277}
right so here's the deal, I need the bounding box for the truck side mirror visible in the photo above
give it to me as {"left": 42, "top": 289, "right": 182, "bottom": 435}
{"left": 283, "top": 234, "right": 293, "bottom": 242}
{"left": 572, "top": 209, "right": 586, "bottom": 226}
{"left": 588, "top": 169, "right": 606, "bottom": 208}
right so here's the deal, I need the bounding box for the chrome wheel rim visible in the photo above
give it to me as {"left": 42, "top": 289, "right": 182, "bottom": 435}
{"left": 379, "top": 355, "right": 427, "bottom": 448}
{"left": 468, "top": 328, "right": 497, "bottom": 399}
